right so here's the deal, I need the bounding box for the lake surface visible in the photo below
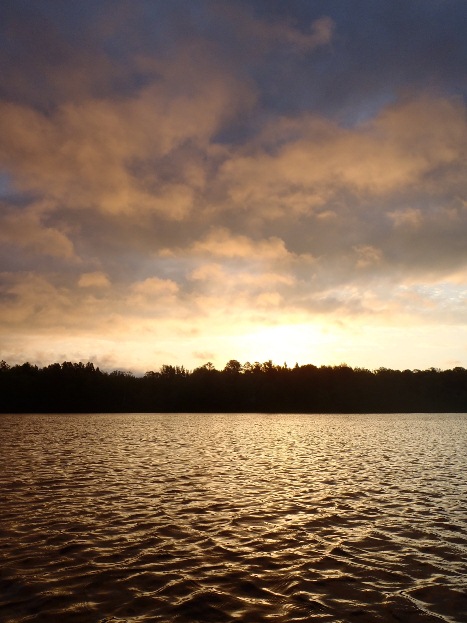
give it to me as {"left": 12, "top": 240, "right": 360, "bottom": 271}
{"left": 1, "top": 413, "right": 466, "bottom": 623}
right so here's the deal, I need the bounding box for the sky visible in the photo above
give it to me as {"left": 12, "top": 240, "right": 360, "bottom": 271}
{"left": 1, "top": 0, "right": 467, "bottom": 374}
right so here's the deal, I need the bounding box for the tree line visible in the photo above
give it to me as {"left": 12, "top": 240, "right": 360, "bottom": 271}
{"left": 1, "top": 359, "right": 467, "bottom": 413}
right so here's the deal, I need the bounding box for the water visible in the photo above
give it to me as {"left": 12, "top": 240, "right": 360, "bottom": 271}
{"left": 1, "top": 412, "right": 466, "bottom": 623}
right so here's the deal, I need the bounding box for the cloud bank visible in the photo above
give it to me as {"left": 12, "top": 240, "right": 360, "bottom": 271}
{"left": 1, "top": 0, "right": 467, "bottom": 372}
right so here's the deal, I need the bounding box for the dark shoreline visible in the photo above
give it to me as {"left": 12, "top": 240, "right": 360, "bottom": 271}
{"left": 1, "top": 360, "right": 467, "bottom": 414}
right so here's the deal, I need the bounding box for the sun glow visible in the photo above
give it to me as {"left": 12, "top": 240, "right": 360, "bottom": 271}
{"left": 229, "top": 323, "right": 334, "bottom": 367}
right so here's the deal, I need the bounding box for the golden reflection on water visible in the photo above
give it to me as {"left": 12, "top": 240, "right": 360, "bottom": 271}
{"left": 1, "top": 412, "right": 466, "bottom": 623}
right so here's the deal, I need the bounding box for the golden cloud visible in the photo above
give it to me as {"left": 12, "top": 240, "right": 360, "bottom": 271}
{"left": 190, "top": 227, "right": 290, "bottom": 260}
{"left": 218, "top": 96, "right": 466, "bottom": 219}
{"left": 78, "top": 272, "right": 110, "bottom": 288}
{"left": 0, "top": 54, "right": 255, "bottom": 219}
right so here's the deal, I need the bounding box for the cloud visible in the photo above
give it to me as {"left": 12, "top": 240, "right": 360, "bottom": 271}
{"left": 387, "top": 208, "right": 422, "bottom": 229}
{"left": 1, "top": 1, "right": 467, "bottom": 372}
{"left": 0, "top": 272, "right": 75, "bottom": 330}
{"left": 78, "top": 272, "right": 110, "bottom": 288}
{"left": 131, "top": 277, "right": 179, "bottom": 297}
{"left": 126, "top": 282, "right": 181, "bottom": 317}
{"left": 0, "top": 204, "right": 75, "bottom": 259}
{"left": 269, "top": 15, "right": 335, "bottom": 52}
{"left": 354, "top": 245, "right": 383, "bottom": 269}
{"left": 0, "top": 51, "right": 255, "bottom": 219}
{"left": 190, "top": 227, "right": 291, "bottom": 260}
{"left": 218, "top": 7, "right": 335, "bottom": 54}
{"left": 219, "top": 96, "right": 466, "bottom": 219}
{"left": 0, "top": 271, "right": 182, "bottom": 340}
{"left": 190, "top": 262, "right": 293, "bottom": 287}
{"left": 211, "top": 95, "right": 467, "bottom": 287}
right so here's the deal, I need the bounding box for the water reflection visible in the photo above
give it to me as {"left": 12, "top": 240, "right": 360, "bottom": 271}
{"left": 1, "top": 413, "right": 466, "bottom": 622}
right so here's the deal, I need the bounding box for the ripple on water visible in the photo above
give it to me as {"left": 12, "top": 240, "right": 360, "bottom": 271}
{"left": 0, "top": 412, "right": 466, "bottom": 623}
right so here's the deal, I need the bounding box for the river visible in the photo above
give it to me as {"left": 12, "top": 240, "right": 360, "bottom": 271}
{"left": 1, "top": 412, "right": 466, "bottom": 622}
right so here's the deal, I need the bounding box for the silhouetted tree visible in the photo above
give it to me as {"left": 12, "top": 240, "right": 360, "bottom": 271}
{"left": 1, "top": 359, "right": 467, "bottom": 413}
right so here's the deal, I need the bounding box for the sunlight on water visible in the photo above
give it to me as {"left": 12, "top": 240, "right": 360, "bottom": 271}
{"left": 1, "top": 413, "right": 466, "bottom": 622}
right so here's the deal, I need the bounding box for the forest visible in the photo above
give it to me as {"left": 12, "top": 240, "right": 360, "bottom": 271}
{"left": 1, "top": 359, "right": 467, "bottom": 413}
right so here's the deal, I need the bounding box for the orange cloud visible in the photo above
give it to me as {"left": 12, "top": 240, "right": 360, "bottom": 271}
{"left": 78, "top": 272, "right": 110, "bottom": 288}
{"left": 190, "top": 227, "right": 290, "bottom": 260}
{"left": 0, "top": 53, "right": 254, "bottom": 219}
{"left": 131, "top": 277, "right": 179, "bottom": 296}
{"left": 218, "top": 96, "right": 466, "bottom": 219}
{"left": 0, "top": 207, "right": 75, "bottom": 258}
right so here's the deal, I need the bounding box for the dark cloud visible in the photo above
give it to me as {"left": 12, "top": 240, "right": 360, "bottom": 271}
{"left": 3, "top": 0, "right": 464, "bottom": 115}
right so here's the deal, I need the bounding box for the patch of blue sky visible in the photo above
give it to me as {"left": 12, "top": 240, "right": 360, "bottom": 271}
{"left": 409, "top": 282, "right": 467, "bottom": 306}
